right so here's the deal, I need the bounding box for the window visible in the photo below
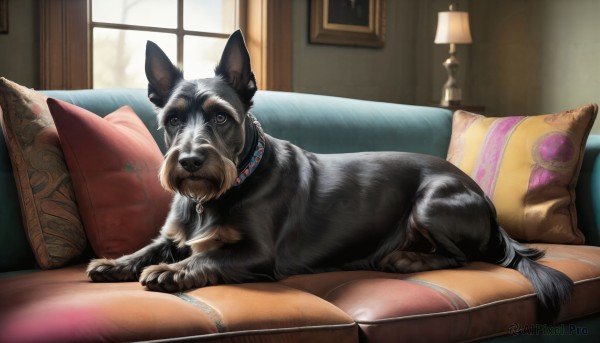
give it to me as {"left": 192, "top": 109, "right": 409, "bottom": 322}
{"left": 90, "top": 0, "right": 239, "bottom": 88}
{"left": 39, "top": 0, "right": 291, "bottom": 91}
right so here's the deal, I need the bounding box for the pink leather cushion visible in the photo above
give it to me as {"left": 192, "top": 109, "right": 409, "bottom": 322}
{"left": 47, "top": 98, "right": 171, "bottom": 258}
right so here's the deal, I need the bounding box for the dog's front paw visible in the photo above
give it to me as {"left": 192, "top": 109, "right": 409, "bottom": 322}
{"left": 140, "top": 263, "right": 210, "bottom": 292}
{"left": 87, "top": 258, "right": 138, "bottom": 282}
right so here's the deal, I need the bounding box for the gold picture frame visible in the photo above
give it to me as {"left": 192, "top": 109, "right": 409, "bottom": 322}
{"left": 310, "top": 0, "right": 385, "bottom": 48}
{"left": 0, "top": 0, "right": 7, "bottom": 34}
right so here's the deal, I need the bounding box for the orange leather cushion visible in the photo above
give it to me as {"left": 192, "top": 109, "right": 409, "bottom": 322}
{"left": 47, "top": 98, "right": 171, "bottom": 258}
{"left": 0, "top": 265, "right": 358, "bottom": 343}
{"left": 447, "top": 105, "right": 597, "bottom": 244}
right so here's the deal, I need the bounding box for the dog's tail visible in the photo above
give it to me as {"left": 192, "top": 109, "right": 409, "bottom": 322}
{"left": 484, "top": 203, "right": 573, "bottom": 322}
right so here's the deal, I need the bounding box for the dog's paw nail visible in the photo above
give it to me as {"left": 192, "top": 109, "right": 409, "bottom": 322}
{"left": 87, "top": 258, "right": 138, "bottom": 282}
{"left": 140, "top": 265, "right": 188, "bottom": 292}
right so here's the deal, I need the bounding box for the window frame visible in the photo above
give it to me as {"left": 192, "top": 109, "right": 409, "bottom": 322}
{"left": 40, "top": 0, "right": 291, "bottom": 91}
{"left": 90, "top": 0, "right": 242, "bottom": 73}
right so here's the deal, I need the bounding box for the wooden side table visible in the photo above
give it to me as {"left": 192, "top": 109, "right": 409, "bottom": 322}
{"left": 432, "top": 104, "right": 485, "bottom": 115}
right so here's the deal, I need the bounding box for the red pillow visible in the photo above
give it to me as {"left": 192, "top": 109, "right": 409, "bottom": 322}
{"left": 47, "top": 98, "right": 171, "bottom": 258}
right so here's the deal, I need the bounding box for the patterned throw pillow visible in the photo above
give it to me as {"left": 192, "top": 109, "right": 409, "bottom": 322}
{"left": 447, "top": 105, "right": 597, "bottom": 244}
{"left": 0, "top": 78, "right": 86, "bottom": 268}
{"left": 47, "top": 98, "right": 171, "bottom": 258}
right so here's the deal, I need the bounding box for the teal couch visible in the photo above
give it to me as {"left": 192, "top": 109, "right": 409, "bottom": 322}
{"left": 1, "top": 89, "right": 599, "bottom": 342}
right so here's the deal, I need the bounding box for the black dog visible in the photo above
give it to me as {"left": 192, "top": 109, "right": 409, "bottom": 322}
{"left": 87, "top": 30, "right": 572, "bottom": 321}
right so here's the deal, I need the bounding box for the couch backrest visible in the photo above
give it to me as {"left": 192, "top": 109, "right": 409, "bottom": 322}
{"left": 252, "top": 91, "right": 453, "bottom": 156}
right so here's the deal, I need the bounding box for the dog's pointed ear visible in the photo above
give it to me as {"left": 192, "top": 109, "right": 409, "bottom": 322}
{"left": 215, "top": 30, "right": 257, "bottom": 106}
{"left": 145, "top": 41, "right": 182, "bottom": 108}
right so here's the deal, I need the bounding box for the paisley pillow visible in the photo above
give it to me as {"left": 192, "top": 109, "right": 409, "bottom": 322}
{"left": 0, "top": 77, "right": 86, "bottom": 268}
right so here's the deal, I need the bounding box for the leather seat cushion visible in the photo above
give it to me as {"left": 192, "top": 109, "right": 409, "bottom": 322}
{"left": 281, "top": 244, "right": 600, "bottom": 342}
{"left": 0, "top": 244, "right": 598, "bottom": 342}
{"left": 0, "top": 267, "right": 357, "bottom": 343}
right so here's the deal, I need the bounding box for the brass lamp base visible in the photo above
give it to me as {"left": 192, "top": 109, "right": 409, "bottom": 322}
{"left": 440, "top": 43, "right": 462, "bottom": 106}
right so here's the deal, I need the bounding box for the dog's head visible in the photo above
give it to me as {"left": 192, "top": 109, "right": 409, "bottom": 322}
{"left": 145, "top": 30, "right": 258, "bottom": 202}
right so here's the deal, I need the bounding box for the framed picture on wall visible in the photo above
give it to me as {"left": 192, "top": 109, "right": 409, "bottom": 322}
{"left": 0, "top": 0, "right": 7, "bottom": 34}
{"left": 310, "top": 0, "right": 385, "bottom": 48}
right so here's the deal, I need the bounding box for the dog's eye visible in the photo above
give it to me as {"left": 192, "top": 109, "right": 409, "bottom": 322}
{"left": 214, "top": 112, "right": 228, "bottom": 125}
{"left": 168, "top": 115, "right": 182, "bottom": 127}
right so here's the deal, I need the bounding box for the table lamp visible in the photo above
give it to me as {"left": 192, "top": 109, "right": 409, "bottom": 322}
{"left": 434, "top": 4, "right": 472, "bottom": 106}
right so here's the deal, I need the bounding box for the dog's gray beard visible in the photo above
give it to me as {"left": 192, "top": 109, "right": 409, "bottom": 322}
{"left": 159, "top": 146, "right": 237, "bottom": 202}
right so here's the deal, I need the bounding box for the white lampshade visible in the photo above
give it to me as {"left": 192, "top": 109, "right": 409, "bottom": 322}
{"left": 434, "top": 11, "right": 472, "bottom": 44}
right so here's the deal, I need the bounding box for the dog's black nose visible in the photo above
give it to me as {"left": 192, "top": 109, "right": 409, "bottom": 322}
{"left": 179, "top": 154, "right": 204, "bottom": 173}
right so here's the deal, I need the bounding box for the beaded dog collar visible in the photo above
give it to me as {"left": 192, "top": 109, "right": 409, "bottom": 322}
{"left": 231, "top": 113, "right": 265, "bottom": 188}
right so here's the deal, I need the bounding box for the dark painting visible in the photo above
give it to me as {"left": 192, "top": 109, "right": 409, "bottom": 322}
{"left": 327, "top": 0, "right": 370, "bottom": 27}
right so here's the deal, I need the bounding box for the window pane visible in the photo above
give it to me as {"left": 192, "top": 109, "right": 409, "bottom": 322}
{"left": 93, "top": 28, "right": 177, "bottom": 89}
{"left": 92, "top": 0, "right": 177, "bottom": 28}
{"left": 183, "top": 0, "right": 237, "bottom": 33}
{"left": 183, "top": 36, "right": 228, "bottom": 79}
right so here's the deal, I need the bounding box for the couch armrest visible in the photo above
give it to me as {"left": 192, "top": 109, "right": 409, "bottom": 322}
{"left": 577, "top": 134, "right": 600, "bottom": 246}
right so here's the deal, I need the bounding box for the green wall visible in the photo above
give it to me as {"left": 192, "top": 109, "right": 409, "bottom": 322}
{"left": 292, "top": 0, "right": 420, "bottom": 103}
{"left": 0, "top": 0, "right": 38, "bottom": 88}
{"left": 469, "top": 0, "right": 600, "bottom": 133}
